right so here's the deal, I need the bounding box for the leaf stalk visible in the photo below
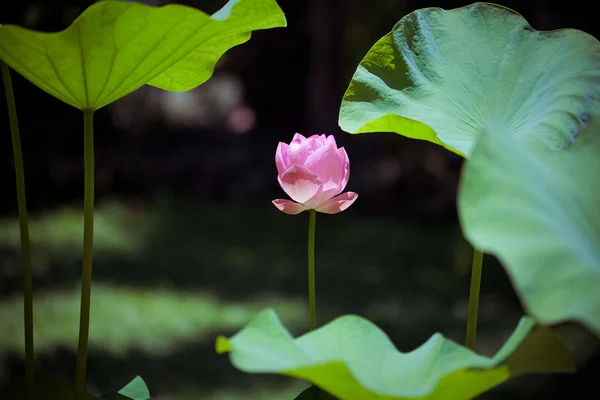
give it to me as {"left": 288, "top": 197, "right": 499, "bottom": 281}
{"left": 466, "top": 248, "right": 484, "bottom": 350}
{"left": 75, "top": 110, "right": 95, "bottom": 400}
{"left": 1, "top": 60, "right": 35, "bottom": 398}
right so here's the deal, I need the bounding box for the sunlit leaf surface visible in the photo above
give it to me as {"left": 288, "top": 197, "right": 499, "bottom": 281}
{"left": 339, "top": 2, "right": 600, "bottom": 157}
{"left": 217, "top": 309, "right": 574, "bottom": 400}
{"left": 0, "top": 0, "right": 286, "bottom": 110}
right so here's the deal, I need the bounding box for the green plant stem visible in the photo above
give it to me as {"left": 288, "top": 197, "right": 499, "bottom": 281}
{"left": 1, "top": 61, "right": 35, "bottom": 396}
{"left": 308, "top": 209, "right": 317, "bottom": 331}
{"left": 466, "top": 248, "right": 484, "bottom": 350}
{"left": 75, "top": 110, "right": 95, "bottom": 400}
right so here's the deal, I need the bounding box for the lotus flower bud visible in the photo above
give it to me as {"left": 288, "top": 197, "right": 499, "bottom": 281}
{"left": 272, "top": 133, "right": 358, "bottom": 215}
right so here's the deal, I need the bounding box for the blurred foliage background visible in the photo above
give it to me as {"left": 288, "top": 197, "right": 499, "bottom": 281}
{"left": 1, "top": 0, "right": 599, "bottom": 399}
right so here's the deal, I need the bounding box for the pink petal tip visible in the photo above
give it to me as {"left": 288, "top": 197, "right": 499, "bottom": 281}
{"left": 272, "top": 199, "right": 307, "bottom": 215}
{"left": 315, "top": 192, "right": 358, "bottom": 214}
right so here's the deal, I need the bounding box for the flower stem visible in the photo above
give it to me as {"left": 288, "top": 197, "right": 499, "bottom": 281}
{"left": 308, "top": 209, "right": 317, "bottom": 331}
{"left": 1, "top": 61, "right": 35, "bottom": 396}
{"left": 75, "top": 110, "right": 95, "bottom": 400}
{"left": 466, "top": 248, "right": 484, "bottom": 350}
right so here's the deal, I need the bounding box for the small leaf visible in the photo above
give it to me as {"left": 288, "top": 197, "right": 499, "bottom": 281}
{"left": 117, "top": 376, "right": 150, "bottom": 400}
{"left": 458, "top": 121, "right": 600, "bottom": 337}
{"left": 294, "top": 385, "right": 338, "bottom": 400}
{"left": 217, "top": 309, "right": 575, "bottom": 400}
{"left": 338, "top": 2, "right": 600, "bottom": 157}
{"left": 0, "top": 0, "right": 286, "bottom": 111}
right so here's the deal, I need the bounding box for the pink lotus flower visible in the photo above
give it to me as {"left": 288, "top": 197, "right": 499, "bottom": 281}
{"left": 273, "top": 133, "right": 358, "bottom": 215}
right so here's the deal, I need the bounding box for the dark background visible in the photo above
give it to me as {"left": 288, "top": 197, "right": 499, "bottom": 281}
{"left": 0, "top": 0, "right": 599, "bottom": 399}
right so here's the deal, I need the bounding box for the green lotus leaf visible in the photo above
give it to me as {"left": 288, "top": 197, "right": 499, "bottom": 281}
{"left": 116, "top": 376, "right": 149, "bottom": 400}
{"left": 0, "top": 0, "right": 286, "bottom": 111}
{"left": 458, "top": 119, "right": 600, "bottom": 337}
{"left": 216, "top": 308, "right": 574, "bottom": 400}
{"left": 338, "top": 2, "right": 600, "bottom": 157}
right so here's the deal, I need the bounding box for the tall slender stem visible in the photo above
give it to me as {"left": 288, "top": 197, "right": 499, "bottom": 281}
{"left": 1, "top": 61, "right": 35, "bottom": 396}
{"left": 308, "top": 209, "right": 317, "bottom": 331}
{"left": 466, "top": 248, "right": 484, "bottom": 350}
{"left": 75, "top": 110, "right": 95, "bottom": 400}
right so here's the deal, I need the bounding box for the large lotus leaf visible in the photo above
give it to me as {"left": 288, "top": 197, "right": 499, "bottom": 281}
{"left": 216, "top": 309, "right": 574, "bottom": 400}
{"left": 338, "top": 2, "right": 600, "bottom": 157}
{"left": 0, "top": 0, "right": 286, "bottom": 111}
{"left": 458, "top": 119, "right": 600, "bottom": 337}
